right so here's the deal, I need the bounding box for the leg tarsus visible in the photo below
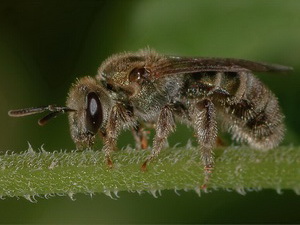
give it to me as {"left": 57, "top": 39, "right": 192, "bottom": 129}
{"left": 200, "top": 164, "right": 214, "bottom": 190}
{"left": 141, "top": 159, "right": 148, "bottom": 172}
{"left": 106, "top": 155, "right": 114, "bottom": 169}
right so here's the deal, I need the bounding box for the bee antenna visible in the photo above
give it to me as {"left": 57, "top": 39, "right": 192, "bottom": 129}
{"left": 38, "top": 111, "right": 63, "bottom": 126}
{"left": 8, "top": 105, "right": 76, "bottom": 126}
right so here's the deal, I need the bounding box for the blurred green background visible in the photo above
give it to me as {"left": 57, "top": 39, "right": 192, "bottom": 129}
{"left": 1, "top": 0, "right": 300, "bottom": 223}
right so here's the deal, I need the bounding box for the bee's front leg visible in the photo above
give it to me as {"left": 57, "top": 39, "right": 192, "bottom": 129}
{"left": 142, "top": 106, "right": 176, "bottom": 171}
{"left": 103, "top": 104, "right": 135, "bottom": 168}
{"left": 192, "top": 99, "right": 217, "bottom": 187}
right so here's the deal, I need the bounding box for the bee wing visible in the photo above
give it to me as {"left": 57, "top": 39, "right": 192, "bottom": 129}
{"left": 151, "top": 56, "right": 293, "bottom": 78}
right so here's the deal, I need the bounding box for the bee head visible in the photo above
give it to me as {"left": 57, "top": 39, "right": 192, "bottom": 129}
{"left": 8, "top": 76, "right": 112, "bottom": 149}
{"left": 66, "top": 76, "right": 111, "bottom": 148}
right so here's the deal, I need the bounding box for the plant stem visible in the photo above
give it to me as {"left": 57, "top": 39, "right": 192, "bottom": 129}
{"left": 0, "top": 146, "right": 299, "bottom": 200}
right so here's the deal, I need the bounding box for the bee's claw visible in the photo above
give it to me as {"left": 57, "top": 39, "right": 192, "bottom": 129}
{"left": 106, "top": 157, "right": 114, "bottom": 169}
{"left": 141, "top": 160, "right": 148, "bottom": 172}
{"left": 201, "top": 164, "right": 214, "bottom": 190}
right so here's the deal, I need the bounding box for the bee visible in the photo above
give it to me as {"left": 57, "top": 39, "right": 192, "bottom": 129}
{"left": 8, "top": 48, "right": 292, "bottom": 182}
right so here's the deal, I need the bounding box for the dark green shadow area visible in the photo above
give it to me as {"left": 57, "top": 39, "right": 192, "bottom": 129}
{"left": 0, "top": 190, "right": 299, "bottom": 224}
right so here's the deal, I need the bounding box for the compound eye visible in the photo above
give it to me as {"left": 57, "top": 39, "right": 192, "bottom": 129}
{"left": 86, "top": 92, "right": 103, "bottom": 134}
{"left": 129, "top": 67, "right": 148, "bottom": 83}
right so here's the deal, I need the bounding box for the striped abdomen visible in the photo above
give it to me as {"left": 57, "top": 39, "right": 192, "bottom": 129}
{"left": 185, "top": 71, "right": 285, "bottom": 149}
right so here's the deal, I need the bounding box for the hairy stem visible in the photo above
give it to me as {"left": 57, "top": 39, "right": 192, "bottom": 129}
{"left": 0, "top": 146, "right": 299, "bottom": 200}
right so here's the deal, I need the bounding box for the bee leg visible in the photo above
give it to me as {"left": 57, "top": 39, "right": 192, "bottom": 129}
{"left": 99, "top": 130, "right": 118, "bottom": 154}
{"left": 216, "top": 136, "right": 226, "bottom": 147}
{"left": 141, "top": 106, "right": 176, "bottom": 171}
{"left": 132, "top": 122, "right": 149, "bottom": 150}
{"left": 103, "top": 104, "right": 135, "bottom": 168}
{"left": 193, "top": 99, "right": 217, "bottom": 188}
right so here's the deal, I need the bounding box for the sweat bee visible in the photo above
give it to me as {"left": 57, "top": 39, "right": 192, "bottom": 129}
{"left": 9, "top": 48, "right": 292, "bottom": 183}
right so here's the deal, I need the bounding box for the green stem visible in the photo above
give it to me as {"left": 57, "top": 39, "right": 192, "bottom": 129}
{"left": 0, "top": 146, "right": 299, "bottom": 200}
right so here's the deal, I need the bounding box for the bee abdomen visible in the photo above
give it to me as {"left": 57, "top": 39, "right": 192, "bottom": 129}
{"left": 226, "top": 75, "right": 285, "bottom": 150}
